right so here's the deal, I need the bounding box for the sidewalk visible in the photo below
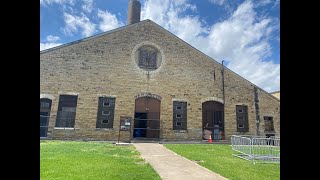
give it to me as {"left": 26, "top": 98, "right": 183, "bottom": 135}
{"left": 133, "top": 143, "right": 228, "bottom": 180}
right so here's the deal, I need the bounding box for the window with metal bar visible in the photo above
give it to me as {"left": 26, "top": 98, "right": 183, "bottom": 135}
{"left": 236, "top": 105, "right": 249, "bottom": 132}
{"left": 55, "top": 95, "right": 78, "bottom": 128}
{"left": 173, "top": 101, "right": 187, "bottom": 130}
{"left": 40, "top": 98, "right": 52, "bottom": 137}
{"left": 264, "top": 116, "right": 274, "bottom": 132}
{"left": 96, "top": 97, "right": 115, "bottom": 128}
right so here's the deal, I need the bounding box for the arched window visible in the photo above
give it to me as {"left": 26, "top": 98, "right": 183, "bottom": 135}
{"left": 40, "top": 98, "right": 52, "bottom": 137}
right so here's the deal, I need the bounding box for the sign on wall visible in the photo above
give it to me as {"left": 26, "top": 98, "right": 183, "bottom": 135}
{"left": 119, "top": 116, "right": 131, "bottom": 131}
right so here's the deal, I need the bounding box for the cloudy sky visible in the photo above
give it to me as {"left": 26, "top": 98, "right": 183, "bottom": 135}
{"left": 40, "top": 0, "right": 280, "bottom": 93}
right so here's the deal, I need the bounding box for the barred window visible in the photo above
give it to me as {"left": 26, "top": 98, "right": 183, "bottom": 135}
{"left": 264, "top": 116, "right": 274, "bottom": 132}
{"left": 96, "top": 97, "right": 116, "bottom": 128}
{"left": 102, "top": 110, "right": 110, "bottom": 115}
{"left": 55, "top": 95, "right": 78, "bottom": 128}
{"left": 236, "top": 105, "right": 249, "bottom": 132}
{"left": 103, "top": 102, "right": 110, "bottom": 107}
{"left": 40, "top": 102, "right": 50, "bottom": 108}
{"left": 40, "top": 98, "right": 52, "bottom": 137}
{"left": 135, "top": 45, "right": 162, "bottom": 71}
{"left": 101, "top": 119, "right": 109, "bottom": 124}
{"left": 173, "top": 101, "right": 187, "bottom": 130}
{"left": 139, "top": 49, "right": 157, "bottom": 69}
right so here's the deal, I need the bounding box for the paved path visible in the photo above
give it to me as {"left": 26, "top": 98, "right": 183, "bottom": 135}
{"left": 133, "top": 143, "right": 228, "bottom": 180}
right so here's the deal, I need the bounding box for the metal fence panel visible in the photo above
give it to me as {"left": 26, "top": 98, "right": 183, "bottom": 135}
{"left": 231, "top": 135, "right": 280, "bottom": 164}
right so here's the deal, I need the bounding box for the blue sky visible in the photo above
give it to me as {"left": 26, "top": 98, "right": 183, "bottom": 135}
{"left": 40, "top": 0, "right": 280, "bottom": 92}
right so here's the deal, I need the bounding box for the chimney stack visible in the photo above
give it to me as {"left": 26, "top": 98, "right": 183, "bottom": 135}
{"left": 127, "top": 0, "right": 141, "bottom": 25}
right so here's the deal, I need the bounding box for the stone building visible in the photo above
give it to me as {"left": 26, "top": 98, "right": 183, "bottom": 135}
{"left": 40, "top": 0, "right": 280, "bottom": 141}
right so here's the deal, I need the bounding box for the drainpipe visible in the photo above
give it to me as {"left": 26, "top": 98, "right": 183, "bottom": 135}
{"left": 221, "top": 61, "right": 225, "bottom": 140}
{"left": 254, "top": 86, "right": 260, "bottom": 136}
{"left": 222, "top": 61, "right": 225, "bottom": 105}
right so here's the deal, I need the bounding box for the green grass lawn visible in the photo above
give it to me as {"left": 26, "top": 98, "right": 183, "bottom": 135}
{"left": 164, "top": 144, "right": 280, "bottom": 180}
{"left": 40, "top": 141, "right": 161, "bottom": 180}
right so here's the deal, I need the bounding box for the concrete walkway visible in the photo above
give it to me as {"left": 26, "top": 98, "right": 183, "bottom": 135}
{"left": 133, "top": 143, "right": 228, "bottom": 180}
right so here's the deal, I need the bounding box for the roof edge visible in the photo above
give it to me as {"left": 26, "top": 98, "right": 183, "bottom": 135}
{"left": 146, "top": 21, "right": 280, "bottom": 102}
{"left": 40, "top": 19, "right": 152, "bottom": 54}
{"left": 270, "top": 90, "right": 280, "bottom": 94}
{"left": 40, "top": 19, "right": 280, "bottom": 103}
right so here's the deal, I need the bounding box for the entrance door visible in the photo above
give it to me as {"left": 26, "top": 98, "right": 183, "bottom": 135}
{"left": 202, "top": 101, "right": 224, "bottom": 140}
{"left": 40, "top": 98, "right": 52, "bottom": 137}
{"left": 134, "top": 97, "right": 160, "bottom": 138}
{"left": 134, "top": 113, "right": 147, "bottom": 137}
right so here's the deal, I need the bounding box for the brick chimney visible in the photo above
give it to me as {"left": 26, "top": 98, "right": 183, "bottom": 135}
{"left": 127, "top": 0, "right": 141, "bottom": 25}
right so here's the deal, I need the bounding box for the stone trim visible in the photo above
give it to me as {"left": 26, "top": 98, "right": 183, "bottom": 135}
{"left": 172, "top": 98, "right": 188, "bottom": 102}
{"left": 262, "top": 114, "right": 275, "bottom": 117}
{"left": 173, "top": 130, "right": 187, "bottom": 133}
{"left": 58, "top": 92, "right": 79, "bottom": 96}
{"left": 201, "top": 97, "right": 224, "bottom": 104}
{"left": 54, "top": 127, "right": 75, "bottom": 130}
{"left": 134, "top": 92, "right": 162, "bottom": 100}
{"left": 235, "top": 103, "right": 249, "bottom": 106}
{"left": 97, "top": 94, "right": 117, "bottom": 98}
{"left": 95, "top": 128, "right": 114, "bottom": 131}
{"left": 131, "top": 41, "right": 165, "bottom": 74}
{"left": 40, "top": 93, "right": 54, "bottom": 100}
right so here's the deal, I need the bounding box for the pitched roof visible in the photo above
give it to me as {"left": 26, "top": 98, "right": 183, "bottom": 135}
{"left": 40, "top": 19, "right": 280, "bottom": 102}
{"left": 40, "top": 20, "right": 151, "bottom": 54}
{"left": 270, "top": 91, "right": 280, "bottom": 94}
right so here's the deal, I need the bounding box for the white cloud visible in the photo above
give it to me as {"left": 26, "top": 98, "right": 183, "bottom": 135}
{"left": 272, "top": 0, "right": 280, "bottom": 8}
{"left": 40, "top": 0, "right": 75, "bottom": 6}
{"left": 40, "top": 43, "right": 62, "bottom": 51}
{"left": 207, "top": 1, "right": 279, "bottom": 92}
{"left": 208, "top": 0, "right": 226, "bottom": 6}
{"left": 141, "top": 0, "right": 279, "bottom": 92}
{"left": 97, "top": 10, "right": 124, "bottom": 32}
{"left": 46, "top": 35, "right": 60, "bottom": 42}
{"left": 82, "top": 0, "right": 93, "bottom": 13}
{"left": 63, "top": 12, "right": 96, "bottom": 37}
{"left": 141, "top": 0, "right": 206, "bottom": 46}
{"left": 255, "top": 0, "right": 273, "bottom": 7}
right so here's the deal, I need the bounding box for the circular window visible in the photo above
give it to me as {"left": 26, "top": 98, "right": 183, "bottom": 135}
{"left": 134, "top": 45, "right": 162, "bottom": 71}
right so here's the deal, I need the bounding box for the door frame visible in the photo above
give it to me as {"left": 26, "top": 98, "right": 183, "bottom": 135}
{"left": 133, "top": 96, "right": 161, "bottom": 139}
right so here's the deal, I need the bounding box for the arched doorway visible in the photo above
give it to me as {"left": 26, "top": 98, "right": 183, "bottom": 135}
{"left": 134, "top": 97, "right": 161, "bottom": 139}
{"left": 202, "top": 101, "right": 224, "bottom": 140}
{"left": 40, "top": 98, "right": 52, "bottom": 137}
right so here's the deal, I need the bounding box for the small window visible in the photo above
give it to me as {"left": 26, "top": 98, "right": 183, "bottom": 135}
{"left": 236, "top": 105, "right": 248, "bottom": 132}
{"left": 173, "top": 101, "right": 187, "bottom": 130}
{"left": 264, "top": 116, "right": 274, "bottom": 131}
{"left": 40, "top": 102, "right": 50, "bottom": 108}
{"left": 102, "top": 111, "right": 110, "bottom": 115}
{"left": 101, "top": 120, "right": 109, "bottom": 124}
{"left": 96, "top": 97, "right": 116, "bottom": 129}
{"left": 55, "top": 94, "right": 78, "bottom": 128}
